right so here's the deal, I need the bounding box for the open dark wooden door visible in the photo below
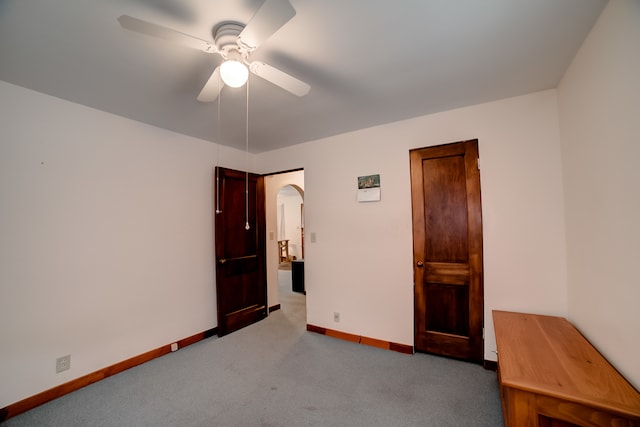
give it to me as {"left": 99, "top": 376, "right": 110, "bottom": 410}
{"left": 410, "top": 140, "right": 484, "bottom": 362}
{"left": 214, "top": 166, "right": 266, "bottom": 336}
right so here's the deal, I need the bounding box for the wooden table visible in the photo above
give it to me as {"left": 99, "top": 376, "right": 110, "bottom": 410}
{"left": 493, "top": 310, "right": 640, "bottom": 426}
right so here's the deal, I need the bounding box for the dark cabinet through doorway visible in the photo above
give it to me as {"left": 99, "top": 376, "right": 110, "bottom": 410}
{"left": 292, "top": 260, "right": 305, "bottom": 294}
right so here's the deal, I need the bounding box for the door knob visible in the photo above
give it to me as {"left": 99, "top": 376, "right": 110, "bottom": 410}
{"left": 416, "top": 261, "right": 424, "bottom": 267}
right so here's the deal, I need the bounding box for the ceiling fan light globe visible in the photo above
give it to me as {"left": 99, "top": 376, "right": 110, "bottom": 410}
{"left": 220, "top": 60, "right": 249, "bottom": 88}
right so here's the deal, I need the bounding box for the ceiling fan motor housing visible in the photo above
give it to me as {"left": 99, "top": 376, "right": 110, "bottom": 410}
{"left": 213, "top": 21, "right": 246, "bottom": 56}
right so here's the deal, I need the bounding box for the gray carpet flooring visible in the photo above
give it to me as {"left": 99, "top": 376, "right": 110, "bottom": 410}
{"left": 4, "top": 272, "right": 504, "bottom": 426}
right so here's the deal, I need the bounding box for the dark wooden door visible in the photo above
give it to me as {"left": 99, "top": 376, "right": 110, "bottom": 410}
{"left": 214, "top": 166, "right": 267, "bottom": 336}
{"left": 409, "top": 140, "right": 483, "bottom": 362}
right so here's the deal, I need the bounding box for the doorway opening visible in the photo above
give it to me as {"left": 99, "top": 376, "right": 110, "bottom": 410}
{"left": 265, "top": 170, "right": 306, "bottom": 324}
{"left": 277, "top": 184, "right": 304, "bottom": 267}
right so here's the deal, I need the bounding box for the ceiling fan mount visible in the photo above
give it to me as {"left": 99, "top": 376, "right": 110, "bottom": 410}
{"left": 118, "top": 0, "right": 310, "bottom": 102}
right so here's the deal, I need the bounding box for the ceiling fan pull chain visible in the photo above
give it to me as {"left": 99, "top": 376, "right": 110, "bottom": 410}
{"left": 216, "top": 74, "right": 223, "bottom": 215}
{"left": 245, "top": 76, "right": 251, "bottom": 231}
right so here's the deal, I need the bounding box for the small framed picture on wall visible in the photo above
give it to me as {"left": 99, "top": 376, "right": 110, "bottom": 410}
{"left": 357, "top": 174, "right": 381, "bottom": 202}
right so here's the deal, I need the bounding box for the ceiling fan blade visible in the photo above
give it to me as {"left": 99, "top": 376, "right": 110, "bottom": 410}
{"left": 238, "top": 0, "right": 296, "bottom": 51}
{"left": 118, "top": 15, "right": 216, "bottom": 53}
{"left": 249, "top": 61, "right": 310, "bottom": 97}
{"left": 197, "top": 66, "right": 224, "bottom": 102}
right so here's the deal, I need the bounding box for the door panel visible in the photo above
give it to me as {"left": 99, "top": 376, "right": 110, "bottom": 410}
{"left": 410, "top": 140, "right": 483, "bottom": 362}
{"left": 214, "top": 166, "right": 266, "bottom": 336}
{"left": 423, "top": 155, "right": 469, "bottom": 262}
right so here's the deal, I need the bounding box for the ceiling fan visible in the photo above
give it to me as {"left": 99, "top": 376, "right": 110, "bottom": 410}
{"left": 118, "top": 0, "right": 310, "bottom": 102}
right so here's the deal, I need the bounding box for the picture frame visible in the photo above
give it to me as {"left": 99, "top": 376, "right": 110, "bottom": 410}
{"left": 357, "top": 174, "right": 381, "bottom": 202}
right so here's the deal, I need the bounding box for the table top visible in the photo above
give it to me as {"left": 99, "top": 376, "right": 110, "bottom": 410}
{"left": 493, "top": 310, "right": 640, "bottom": 419}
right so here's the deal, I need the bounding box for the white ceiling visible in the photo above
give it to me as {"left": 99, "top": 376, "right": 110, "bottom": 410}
{"left": 0, "top": 0, "right": 607, "bottom": 153}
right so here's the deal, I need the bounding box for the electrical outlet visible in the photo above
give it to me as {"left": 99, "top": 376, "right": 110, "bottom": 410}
{"left": 333, "top": 312, "right": 340, "bottom": 323}
{"left": 56, "top": 355, "right": 71, "bottom": 373}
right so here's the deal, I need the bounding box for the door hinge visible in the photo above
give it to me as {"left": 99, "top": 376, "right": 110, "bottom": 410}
{"left": 477, "top": 157, "right": 481, "bottom": 171}
{"left": 482, "top": 327, "right": 485, "bottom": 339}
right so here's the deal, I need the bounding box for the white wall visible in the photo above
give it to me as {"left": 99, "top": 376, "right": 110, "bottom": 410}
{"left": 557, "top": 0, "right": 640, "bottom": 389}
{"left": 264, "top": 171, "right": 304, "bottom": 309}
{"left": 0, "top": 81, "right": 253, "bottom": 407}
{"left": 258, "top": 89, "right": 568, "bottom": 356}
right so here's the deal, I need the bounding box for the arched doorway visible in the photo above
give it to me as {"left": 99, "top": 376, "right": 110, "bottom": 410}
{"left": 276, "top": 184, "right": 305, "bottom": 317}
{"left": 264, "top": 170, "right": 305, "bottom": 323}
{"left": 276, "top": 184, "right": 304, "bottom": 265}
